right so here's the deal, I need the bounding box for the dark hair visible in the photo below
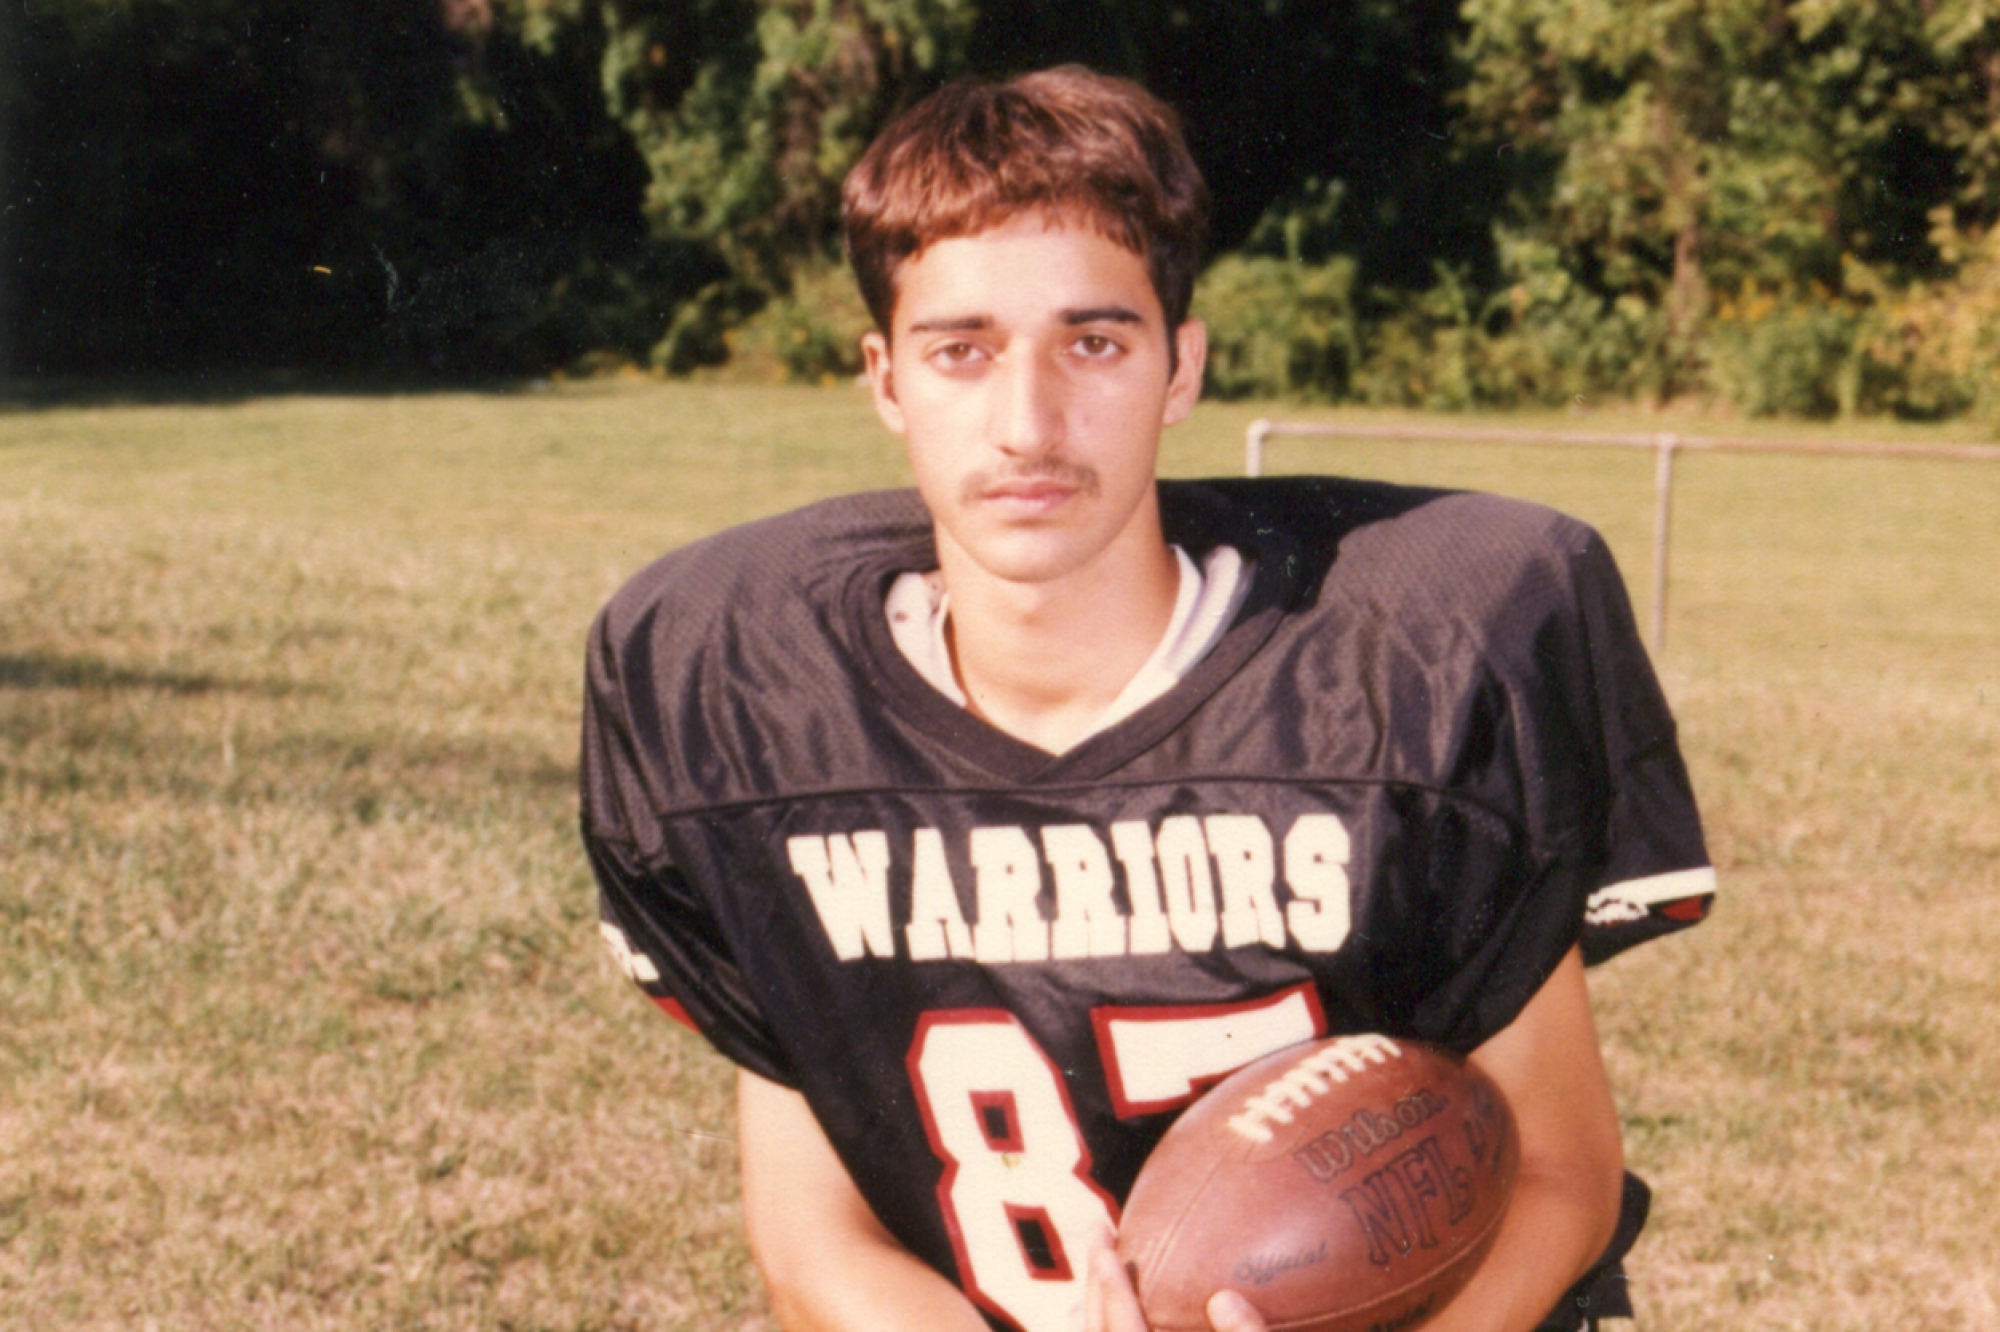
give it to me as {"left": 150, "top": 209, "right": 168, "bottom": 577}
{"left": 842, "top": 66, "right": 1209, "bottom": 334}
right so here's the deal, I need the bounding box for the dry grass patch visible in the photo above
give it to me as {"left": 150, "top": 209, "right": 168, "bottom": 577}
{"left": 1591, "top": 663, "right": 2000, "bottom": 1332}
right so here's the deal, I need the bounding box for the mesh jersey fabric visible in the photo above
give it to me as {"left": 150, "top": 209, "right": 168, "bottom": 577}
{"left": 580, "top": 477, "right": 1713, "bottom": 1331}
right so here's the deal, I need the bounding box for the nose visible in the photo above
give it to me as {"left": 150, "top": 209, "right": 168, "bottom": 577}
{"left": 990, "top": 348, "right": 1065, "bottom": 459}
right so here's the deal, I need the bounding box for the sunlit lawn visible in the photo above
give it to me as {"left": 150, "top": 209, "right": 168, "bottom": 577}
{"left": 3, "top": 382, "right": 1996, "bottom": 1329}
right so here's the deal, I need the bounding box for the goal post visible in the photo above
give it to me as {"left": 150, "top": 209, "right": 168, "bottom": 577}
{"left": 1244, "top": 418, "right": 2000, "bottom": 653}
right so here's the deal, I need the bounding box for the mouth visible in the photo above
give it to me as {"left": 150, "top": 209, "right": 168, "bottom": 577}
{"left": 968, "top": 466, "right": 1098, "bottom": 515}
{"left": 982, "top": 478, "right": 1076, "bottom": 509}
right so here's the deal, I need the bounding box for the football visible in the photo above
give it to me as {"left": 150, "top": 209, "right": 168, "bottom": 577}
{"left": 1117, "top": 1034, "right": 1518, "bottom": 1332}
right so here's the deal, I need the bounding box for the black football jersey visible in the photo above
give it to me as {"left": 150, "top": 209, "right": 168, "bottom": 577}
{"left": 580, "top": 478, "right": 1713, "bottom": 1332}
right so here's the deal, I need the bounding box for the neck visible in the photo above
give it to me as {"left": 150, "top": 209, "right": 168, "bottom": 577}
{"left": 939, "top": 532, "right": 1180, "bottom": 755}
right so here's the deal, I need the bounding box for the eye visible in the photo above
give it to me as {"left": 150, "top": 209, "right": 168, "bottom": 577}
{"left": 1072, "top": 333, "right": 1123, "bottom": 360}
{"left": 926, "top": 339, "right": 986, "bottom": 370}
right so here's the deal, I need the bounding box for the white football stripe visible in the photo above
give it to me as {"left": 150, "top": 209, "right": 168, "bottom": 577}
{"left": 1592, "top": 865, "right": 1717, "bottom": 907}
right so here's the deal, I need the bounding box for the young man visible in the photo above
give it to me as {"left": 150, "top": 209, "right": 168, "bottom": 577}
{"left": 582, "top": 67, "right": 1713, "bottom": 1332}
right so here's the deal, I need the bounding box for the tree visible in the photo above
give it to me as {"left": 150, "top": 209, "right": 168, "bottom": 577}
{"left": 0, "top": 0, "right": 20, "bottom": 378}
{"left": 6, "top": 0, "right": 678, "bottom": 381}
{"left": 1456, "top": 0, "right": 2000, "bottom": 407}
{"left": 958, "top": 0, "right": 1489, "bottom": 277}
{"left": 519, "top": 0, "right": 1495, "bottom": 371}
{"left": 514, "top": 0, "right": 976, "bottom": 286}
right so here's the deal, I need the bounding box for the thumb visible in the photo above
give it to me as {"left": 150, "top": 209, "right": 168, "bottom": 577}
{"left": 1206, "top": 1289, "right": 1268, "bottom": 1332}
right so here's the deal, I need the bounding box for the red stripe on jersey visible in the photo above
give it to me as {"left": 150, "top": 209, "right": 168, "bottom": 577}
{"left": 1003, "top": 1202, "right": 1076, "bottom": 1282}
{"left": 652, "top": 995, "right": 698, "bottom": 1030}
{"left": 1660, "top": 895, "right": 1713, "bottom": 922}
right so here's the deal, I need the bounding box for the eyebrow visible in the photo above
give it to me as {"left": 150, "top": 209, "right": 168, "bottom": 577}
{"left": 904, "top": 306, "right": 1148, "bottom": 334}
{"left": 905, "top": 315, "right": 993, "bottom": 334}
{"left": 1061, "top": 305, "right": 1147, "bottom": 326}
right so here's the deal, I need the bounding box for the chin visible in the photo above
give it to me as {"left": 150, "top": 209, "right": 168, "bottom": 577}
{"left": 937, "top": 499, "right": 1145, "bottom": 588}
{"left": 954, "top": 532, "right": 1098, "bottom": 587}
{"left": 978, "top": 552, "right": 1088, "bottom": 586}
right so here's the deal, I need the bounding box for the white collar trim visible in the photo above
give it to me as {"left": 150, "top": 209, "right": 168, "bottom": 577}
{"left": 883, "top": 545, "right": 1251, "bottom": 743}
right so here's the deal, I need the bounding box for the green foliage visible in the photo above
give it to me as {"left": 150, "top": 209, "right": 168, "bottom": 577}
{"left": 724, "top": 263, "right": 874, "bottom": 383}
{"left": 15, "top": 0, "right": 2000, "bottom": 424}
{"left": 517, "top": 0, "right": 1492, "bottom": 379}
{"left": 1453, "top": 0, "right": 2000, "bottom": 414}
{"left": 503, "top": 0, "right": 975, "bottom": 372}
{"left": 1195, "top": 231, "right": 1665, "bottom": 411}
{"left": 6, "top": 0, "right": 690, "bottom": 378}
{"left": 1459, "top": 0, "right": 1792, "bottom": 394}
{"left": 1346, "top": 265, "right": 1487, "bottom": 412}
{"left": 1858, "top": 216, "right": 2000, "bottom": 432}
{"left": 1703, "top": 285, "right": 1867, "bottom": 419}
{"left": 1473, "top": 233, "right": 1669, "bottom": 406}
{"left": 1233, "top": 178, "right": 1351, "bottom": 267}
{"left": 651, "top": 281, "right": 770, "bottom": 375}
{"left": 518, "top": 0, "right": 975, "bottom": 291}
{"left": 1196, "top": 254, "right": 1361, "bottom": 401}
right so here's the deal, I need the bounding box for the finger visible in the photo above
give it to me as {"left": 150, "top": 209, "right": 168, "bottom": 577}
{"left": 1090, "top": 1247, "right": 1151, "bottom": 1332}
{"left": 1083, "top": 1246, "right": 1107, "bottom": 1332}
{"left": 1206, "top": 1289, "right": 1269, "bottom": 1332}
{"left": 1080, "top": 1224, "right": 1120, "bottom": 1332}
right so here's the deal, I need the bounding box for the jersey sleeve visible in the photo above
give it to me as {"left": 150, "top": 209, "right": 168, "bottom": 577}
{"left": 1403, "top": 516, "right": 1712, "bottom": 1048}
{"left": 1556, "top": 528, "right": 1715, "bottom": 965}
{"left": 579, "top": 604, "right": 797, "bottom": 1087}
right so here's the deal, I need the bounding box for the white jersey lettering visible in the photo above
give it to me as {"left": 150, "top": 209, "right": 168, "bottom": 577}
{"left": 971, "top": 826, "right": 1050, "bottom": 964}
{"left": 1109, "top": 819, "right": 1173, "bottom": 955}
{"left": 1283, "top": 813, "right": 1354, "bottom": 952}
{"left": 907, "top": 827, "right": 974, "bottom": 961}
{"left": 1042, "top": 824, "right": 1127, "bottom": 960}
{"left": 1154, "top": 815, "right": 1220, "bottom": 953}
{"left": 786, "top": 832, "right": 896, "bottom": 961}
{"left": 786, "top": 812, "right": 1358, "bottom": 966}
{"left": 1204, "top": 814, "right": 1287, "bottom": 949}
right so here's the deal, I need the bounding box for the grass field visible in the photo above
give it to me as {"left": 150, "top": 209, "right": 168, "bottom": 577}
{"left": 3, "top": 382, "right": 1996, "bottom": 1331}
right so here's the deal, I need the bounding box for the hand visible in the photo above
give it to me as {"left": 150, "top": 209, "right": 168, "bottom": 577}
{"left": 1082, "top": 1247, "right": 1268, "bottom": 1332}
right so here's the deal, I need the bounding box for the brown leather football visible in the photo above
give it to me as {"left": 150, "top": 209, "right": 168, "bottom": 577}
{"left": 1116, "top": 1034, "right": 1518, "bottom": 1332}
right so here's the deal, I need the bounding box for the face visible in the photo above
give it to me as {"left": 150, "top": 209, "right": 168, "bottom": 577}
{"left": 862, "top": 215, "right": 1206, "bottom": 588}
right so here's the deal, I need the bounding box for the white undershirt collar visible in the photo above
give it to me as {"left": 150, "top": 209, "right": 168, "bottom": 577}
{"left": 884, "top": 545, "right": 1250, "bottom": 745}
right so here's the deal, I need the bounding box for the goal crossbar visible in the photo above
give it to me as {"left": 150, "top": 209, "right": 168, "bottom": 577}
{"left": 1244, "top": 418, "right": 2000, "bottom": 652}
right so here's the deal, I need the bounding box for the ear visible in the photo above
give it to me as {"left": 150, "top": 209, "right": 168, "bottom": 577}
{"left": 1162, "top": 319, "right": 1207, "bottom": 427}
{"left": 862, "top": 331, "right": 906, "bottom": 435}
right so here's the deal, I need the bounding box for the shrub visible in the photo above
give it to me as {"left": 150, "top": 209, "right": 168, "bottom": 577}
{"left": 1704, "top": 285, "right": 1867, "bottom": 419}
{"left": 1861, "top": 215, "right": 2000, "bottom": 431}
{"left": 724, "top": 263, "right": 873, "bottom": 384}
{"left": 1196, "top": 253, "right": 1361, "bottom": 401}
{"left": 648, "top": 281, "right": 767, "bottom": 375}
{"left": 1473, "top": 234, "right": 1673, "bottom": 408}
{"left": 1352, "top": 239, "right": 1669, "bottom": 411}
{"left": 1349, "top": 266, "right": 1483, "bottom": 411}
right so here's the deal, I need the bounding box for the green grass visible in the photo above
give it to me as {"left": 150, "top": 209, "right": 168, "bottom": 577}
{"left": 3, "top": 383, "right": 1997, "bottom": 1330}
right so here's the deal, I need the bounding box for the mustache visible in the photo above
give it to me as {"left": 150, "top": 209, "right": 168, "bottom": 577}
{"left": 961, "top": 460, "right": 1101, "bottom": 503}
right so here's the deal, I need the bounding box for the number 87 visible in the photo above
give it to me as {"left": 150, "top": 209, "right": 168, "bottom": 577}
{"left": 906, "top": 988, "right": 1324, "bottom": 1332}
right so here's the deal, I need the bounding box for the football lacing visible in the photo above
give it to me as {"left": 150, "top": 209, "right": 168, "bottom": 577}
{"left": 1225, "top": 1035, "right": 1401, "bottom": 1144}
